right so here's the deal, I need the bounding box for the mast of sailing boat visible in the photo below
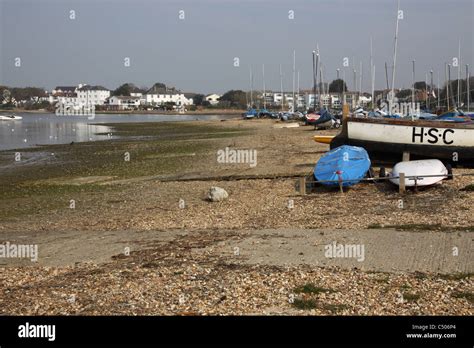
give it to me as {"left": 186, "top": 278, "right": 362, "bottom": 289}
{"left": 370, "top": 37, "right": 375, "bottom": 111}
{"left": 262, "top": 64, "right": 266, "bottom": 110}
{"left": 446, "top": 63, "right": 450, "bottom": 110}
{"left": 316, "top": 45, "right": 320, "bottom": 110}
{"left": 250, "top": 66, "right": 253, "bottom": 108}
{"left": 320, "top": 64, "right": 324, "bottom": 108}
{"left": 457, "top": 40, "right": 461, "bottom": 108}
{"left": 312, "top": 50, "right": 317, "bottom": 111}
{"left": 372, "top": 65, "right": 376, "bottom": 112}
{"left": 280, "top": 64, "right": 284, "bottom": 112}
{"left": 467, "top": 64, "right": 470, "bottom": 113}
{"left": 412, "top": 60, "right": 415, "bottom": 118}
{"left": 292, "top": 50, "right": 296, "bottom": 113}
{"left": 390, "top": 0, "right": 401, "bottom": 110}
{"left": 359, "top": 61, "right": 363, "bottom": 107}
{"left": 297, "top": 70, "right": 300, "bottom": 112}
{"left": 437, "top": 71, "right": 440, "bottom": 110}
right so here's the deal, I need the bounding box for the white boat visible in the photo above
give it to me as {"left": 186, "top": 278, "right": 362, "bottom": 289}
{"left": 388, "top": 159, "right": 448, "bottom": 187}
{"left": 331, "top": 117, "right": 474, "bottom": 166}
{"left": 0, "top": 114, "right": 23, "bottom": 121}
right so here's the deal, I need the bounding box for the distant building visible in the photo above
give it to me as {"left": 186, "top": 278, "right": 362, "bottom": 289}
{"left": 144, "top": 85, "right": 193, "bottom": 107}
{"left": 52, "top": 86, "right": 77, "bottom": 97}
{"left": 205, "top": 94, "right": 221, "bottom": 105}
{"left": 77, "top": 85, "right": 110, "bottom": 106}
{"left": 108, "top": 96, "right": 141, "bottom": 110}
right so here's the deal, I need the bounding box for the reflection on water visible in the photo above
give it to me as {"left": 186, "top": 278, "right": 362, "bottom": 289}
{"left": 0, "top": 113, "right": 235, "bottom": 151}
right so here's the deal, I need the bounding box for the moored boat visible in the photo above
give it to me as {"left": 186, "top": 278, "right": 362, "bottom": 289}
{"left": 388, "top": 159, "right": 448, "bottom": 187}
{"left": 0, "top": 114, "right": 22, "bottom": 121}
{"left": 314, "top": 145, "right": 371, "bottom": 187}
{"left": 331, "top": 116, "right": 474, "bottom": 166}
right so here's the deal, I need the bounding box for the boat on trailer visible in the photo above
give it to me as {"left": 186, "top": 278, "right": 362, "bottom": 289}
{"left": 330, "top": 117, "right": 474, "bottom": 166}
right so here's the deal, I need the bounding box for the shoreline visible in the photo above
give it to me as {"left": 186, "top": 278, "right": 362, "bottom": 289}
{"left": 0, "top": 108, "right": 245, "bottom": 116}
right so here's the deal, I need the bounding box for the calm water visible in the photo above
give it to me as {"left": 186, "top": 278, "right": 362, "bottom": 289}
{"left": 0, "top": 113, "right": 236, "bottom": 151}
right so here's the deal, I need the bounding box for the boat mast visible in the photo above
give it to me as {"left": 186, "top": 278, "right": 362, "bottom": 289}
{"left": 292, "top": 50, "right": 296, "bottom": 113}
{"left": 279, "top": 64, "right": 284, "bottom": 112}
{"left": 316, "top": 44, "right": 322, "bottom": 109}
{"left": 320, "top": 63, "right": 325, "bottom": 108}
{"left": 429, "top": 70, "right": 433, "bottom": 111}
{"left": 437, "top": 71, "right": 440, "bottom": 109}
{"left": 353, "top": 68, "right": 357, "bottom": 108}
{"left": 359, "top": 61, "right": 363, "bottom": 106}
{"left": 342, "top": 69, "right": 346, "bottom": 107}
{"left": 448, "top": 64, "right": 455, "bottom": 108}
{"left": 370, "top": 37, "right": 375, "bottom": 111}
{"left": 316, "top": 45, "right": 320, "bottom": 109}
{"left": 425, "top": 73, "right": 428, "bottom": 110}
{"left": 390, "top": 0, "right": 401, "bottom": 105}
{"left": 297, "top": 70, "right": 300, "bottom": 111}
{"left": 446, "top": 63, "right": 450, "bottom": 110}
{"left": 457, "top": 40, "right": 461, "bottom": 108}
{"left": 411, "top": 60, "right": 415, "bottom": 109}
{"left": 372, "top": 65, "right": 376, "bottom": 111}
{"left": 467, "top": 64, "right": 470, "bottom": 112}
{"left": 312, "top": 50, "right": 317, "bottom": 111}
{"left": 250, "top": 66, "right": 253, "bottom": 108}
{"left": 262, "top": 64, "right": 266, "bottom": 109}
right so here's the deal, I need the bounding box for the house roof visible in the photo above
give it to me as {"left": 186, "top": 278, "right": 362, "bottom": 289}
{"left": 54, "top": 86, "right": 76, "bottom": 92}
{"left": 111, "top": 96, "right": 140, "bottom": 100}
{"left": 78, "top": 85, "right": 109, "bottom": 91}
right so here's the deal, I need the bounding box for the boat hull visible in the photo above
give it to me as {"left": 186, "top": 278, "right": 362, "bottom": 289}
{"left": 331, "top": 118, "right": 474, "bottom": 166}
{"left": 389, "top": 159, "right": 448, "bottom": 187}
{"left": 314, "top": 145, "right": 371, "bottom": 187}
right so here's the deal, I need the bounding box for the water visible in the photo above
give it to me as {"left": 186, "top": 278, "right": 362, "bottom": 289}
{"left": 0, "top": 113, "right": 235, "bottom": 151}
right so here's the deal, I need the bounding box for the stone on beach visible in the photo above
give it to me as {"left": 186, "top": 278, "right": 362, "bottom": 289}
{"left": 208, "top": 186, "right": 229, "bottom": 202}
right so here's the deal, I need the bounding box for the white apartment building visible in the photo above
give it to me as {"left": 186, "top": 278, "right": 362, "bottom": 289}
{"left": 108, "top": 96, "right": 141, "bottom": 110}
{"left": 77, "top": 85, "right": 111, "bottom": 106}
{"left": 144, "top": 93, "right": 193, "bottom": 106}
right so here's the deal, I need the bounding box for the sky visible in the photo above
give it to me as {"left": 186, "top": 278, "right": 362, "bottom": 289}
{"left": 1, "top": 0, "right": 473, "bottom": 94}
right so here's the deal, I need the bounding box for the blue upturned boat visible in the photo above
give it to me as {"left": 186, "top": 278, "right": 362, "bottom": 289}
{"left": 242, "top": 108, "right": 258, "bottom": 119}
{"left": 314, "top": 145, "right": 371, "bottom": 187}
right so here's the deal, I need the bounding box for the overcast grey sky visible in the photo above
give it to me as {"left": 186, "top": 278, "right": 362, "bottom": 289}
{"left": 1, "top": 0, "right": 472, "bottom": 94}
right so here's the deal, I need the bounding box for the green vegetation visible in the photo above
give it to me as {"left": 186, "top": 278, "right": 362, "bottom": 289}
{"left": 112, "top": 83, "right": 145, "bottom": 96}
{"left": 219, "top": 90, "right": 248, "bottom": 109}
{"left": 0, "top": 121, "right": 250, "bottom": 219}
{"left": 328, "top": 79, "right": 348, "bottom": 93}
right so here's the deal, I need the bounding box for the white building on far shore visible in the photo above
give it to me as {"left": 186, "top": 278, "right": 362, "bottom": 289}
{"left": 108, "top": 96, "right": 141, "bottom": 110}
{"left": 77, "top": 85, "right": 110, "bottom": 106}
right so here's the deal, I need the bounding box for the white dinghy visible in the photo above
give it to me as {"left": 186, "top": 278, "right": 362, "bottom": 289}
{"left": 0, "top": 114, "right": 23, "bottom": 121}
{"left": 389, "top": 159, "right": 448, "bottom": 187}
